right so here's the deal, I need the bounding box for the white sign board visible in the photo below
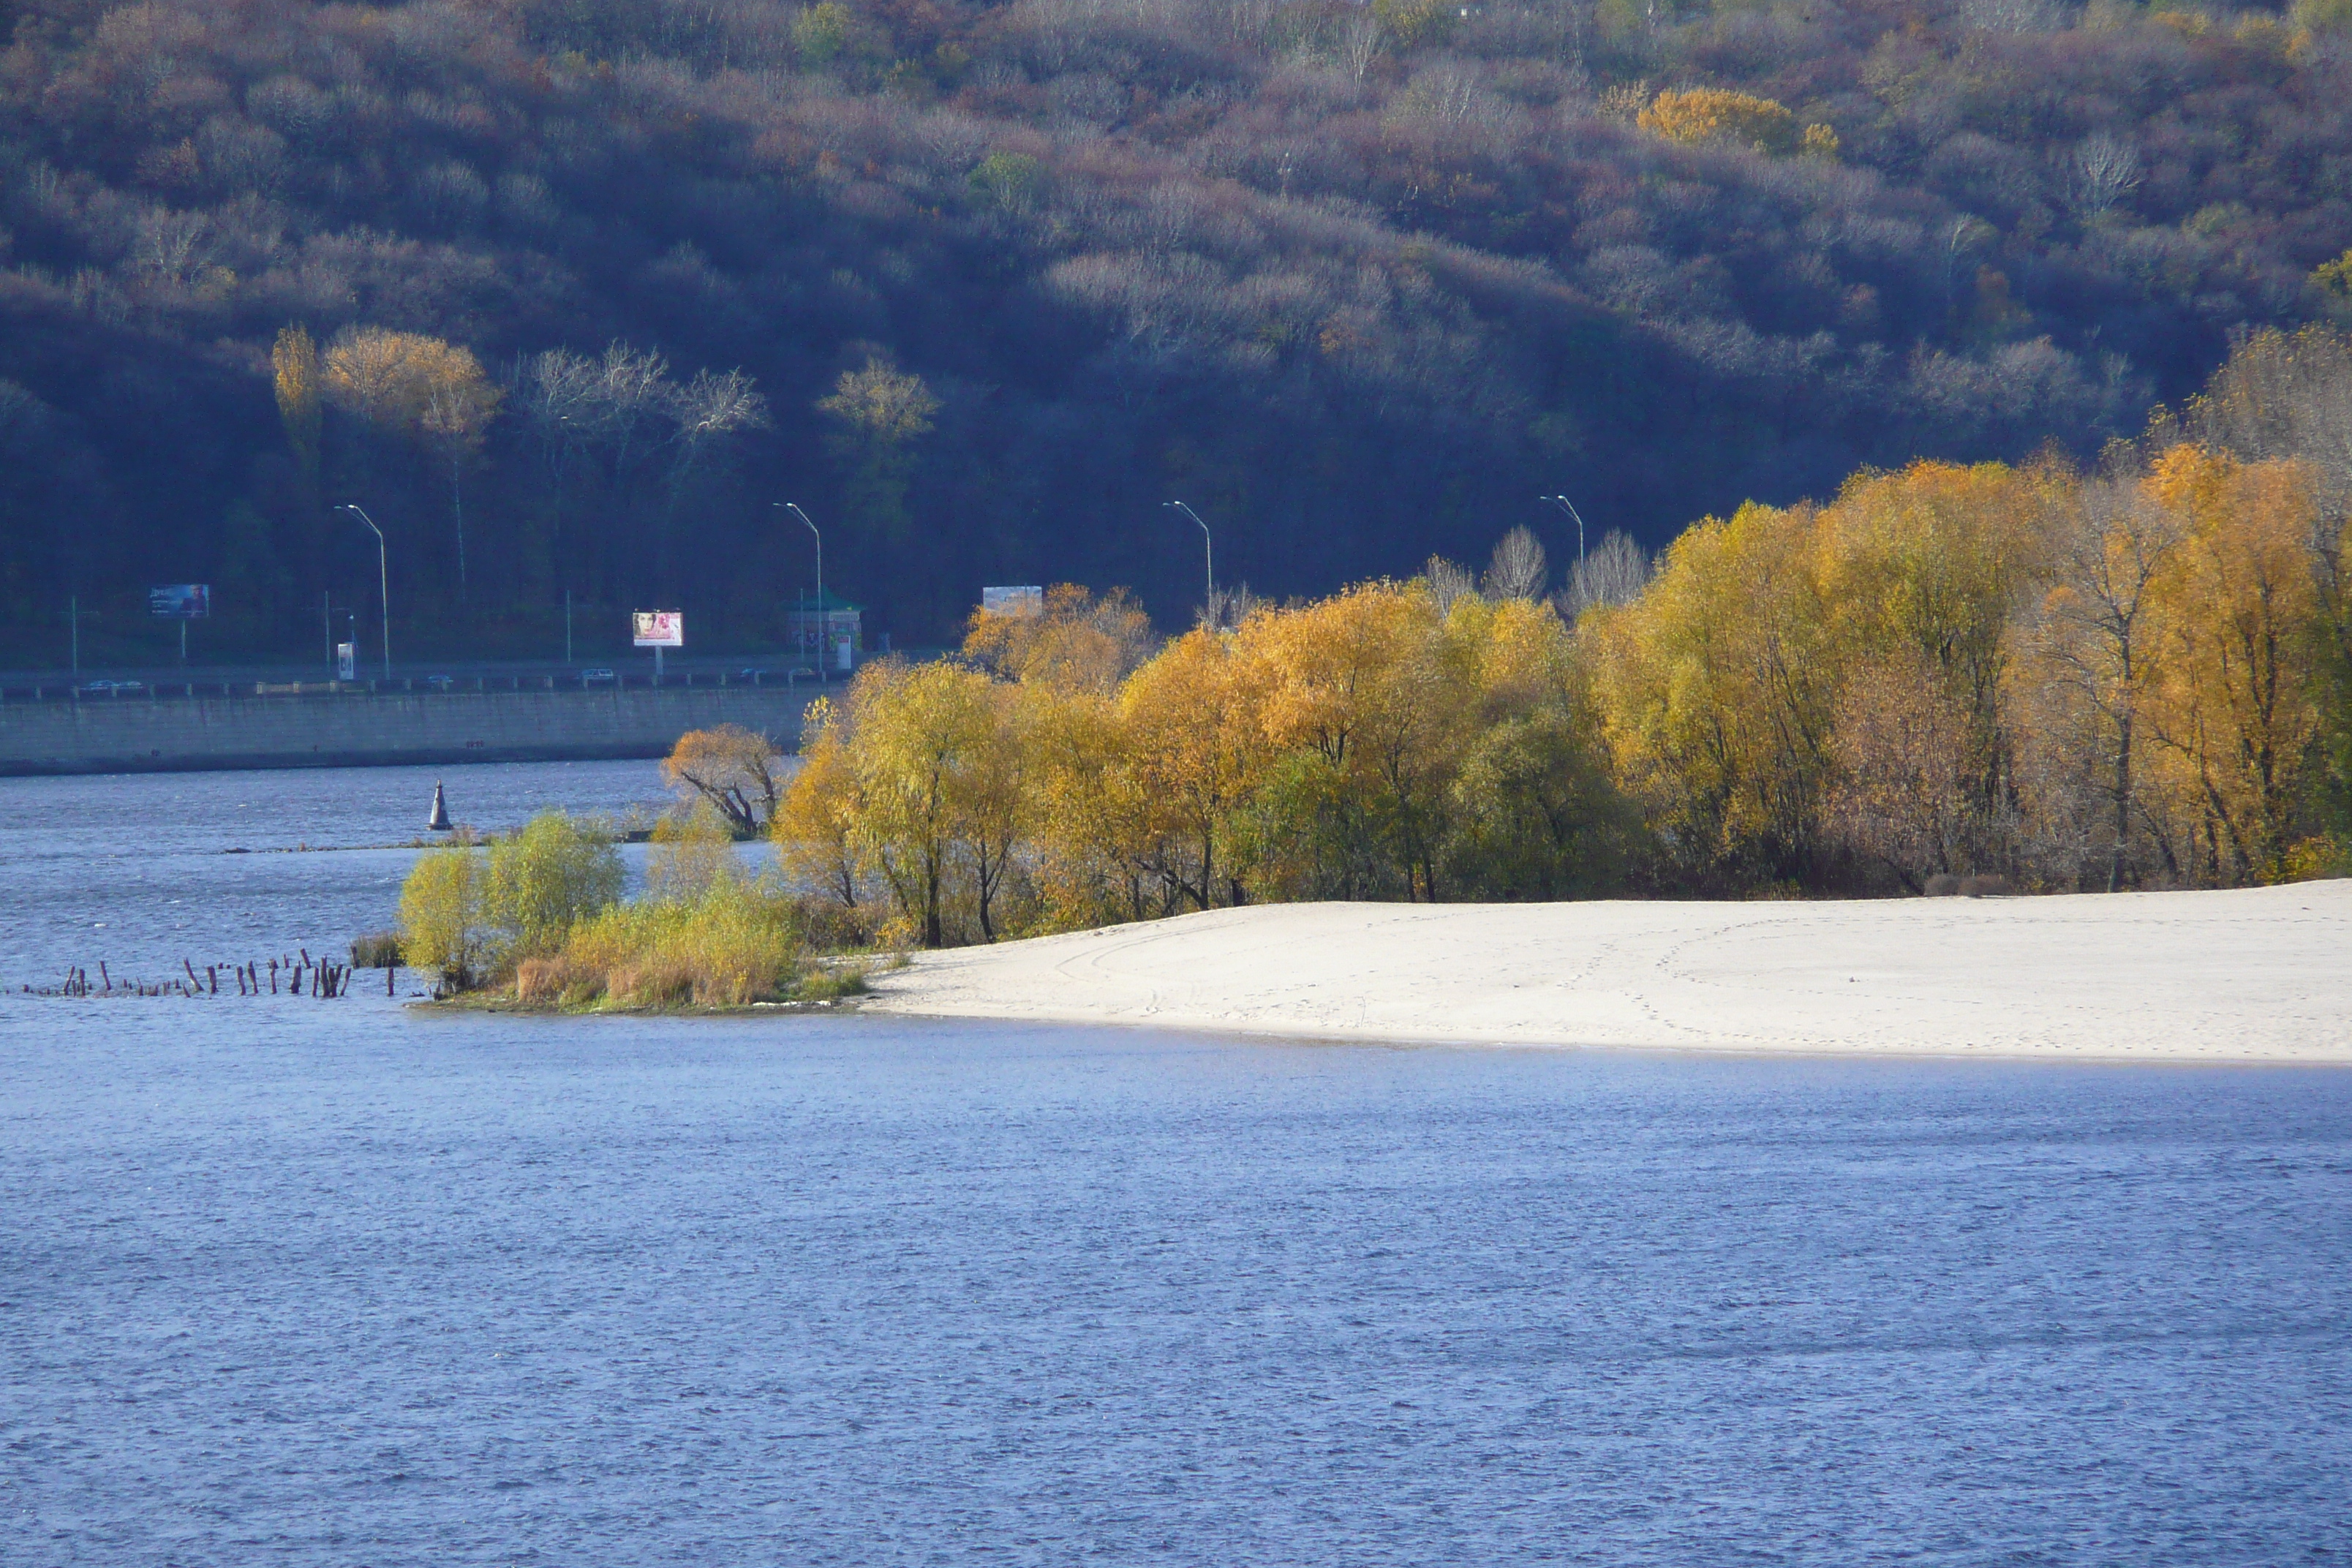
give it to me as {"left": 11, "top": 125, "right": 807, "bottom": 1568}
{"left": 336, "top": 641, "right": 356, "bottom": 682}
{"left": 149, "top": 584, "right": 211, "bottom": 619}
{"left": 982, "top": 586, "right": 1044, "bottom": 617}
{"left": 631, "top": 611, "right": 684, "bottom": 648}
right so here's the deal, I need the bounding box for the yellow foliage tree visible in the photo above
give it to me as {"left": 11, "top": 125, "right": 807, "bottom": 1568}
{"left": 397, "top": 844, "right": 486, "bottom": 987}
{"left": 774, "top": 697, "right": 864, "bottom": 909}
{"left": 1117, "top": 627, "right": 1276, "bottom": 911}
{"left": 1020, "top": 682, "right": 1151, "bottom": 927}
{"left": 323, "top": 325, "right": 501, "bottom": 595}
{"left": 2141, "top": 445, "right": 2327, "bottom": 882}
{"left": 1585, "top": 500, "right": 1835, "bottom": 886}
{"left": 2019, "top": 474, "right": 2184, "bottom": 889}
{"left": 823, "top": 660, "right": 1027, "bottom": 946}
{"left": 323, "top": 325, "right": 497, "bottom": 438}
{"left": 663, "top": 724, "right": 786, "bottom": 837}
{"left": 1813, "top": 459, "right": 2054, "bottom": 859}
{"left": 1235, "top": 581, "right": 1465, "bottom": 900}
{"left": 962, "top": 584, "right": 1156, "bottom": 694}
{"left": 271, "top": 323, "right": 322, "bottom": 492}
{"left": 1637, "top": 88, "right": 1799, "bottom": 155}
{"left": 817, "top": 355, "right": 938, "bottom": 551}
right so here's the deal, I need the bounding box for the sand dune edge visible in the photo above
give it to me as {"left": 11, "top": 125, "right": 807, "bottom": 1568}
{"left": 861, "top": 881, "right": 2352, "bottom": 1062}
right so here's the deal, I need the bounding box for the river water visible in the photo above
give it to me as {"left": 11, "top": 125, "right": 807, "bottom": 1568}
{"left": 2, "top": 763, "right": 2348, "bottom": 1565}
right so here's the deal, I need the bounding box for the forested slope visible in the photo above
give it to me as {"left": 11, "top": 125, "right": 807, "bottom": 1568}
{"left": 4, "top": 0, "right": 2352, "bottom": 657}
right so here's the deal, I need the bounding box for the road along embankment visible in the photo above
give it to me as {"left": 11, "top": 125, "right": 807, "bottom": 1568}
{"left": 866, "top": 881, "right": 2352, "bottom": 1062}
{"left": 0, "top": 684, "right": 819, "bottom": 774}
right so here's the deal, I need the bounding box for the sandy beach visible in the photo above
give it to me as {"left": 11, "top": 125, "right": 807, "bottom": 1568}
{"left": 865, "top": 881, "right": 2352, "bottom": 1062}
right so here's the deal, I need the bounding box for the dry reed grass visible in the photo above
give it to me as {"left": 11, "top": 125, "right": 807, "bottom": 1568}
{"left": 541, "top": 878, "right": 809, "bottom": 1009}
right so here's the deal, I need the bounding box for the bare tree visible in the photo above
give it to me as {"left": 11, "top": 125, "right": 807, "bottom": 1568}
{"left": 1554, "top": 529, "right": 1651, "bottom": 617}
{"left": 2187, "top": 324, "right": 2352, "bottom": 501}
{"left": 1425, "top": 556, "right": 1478, "bottom": 611}
{"left": 132, "top": 208, "right": 215, "bottom": 288}
{"left": 515, "top": 347, "right": 609, "bottom": 464}
{"left": 662, "top": 366, "right": 771, "bottom": 578}
{"left": 2069, "top": 132, "right": 2141, "bottom": 216}
{"left": 1961, "top": 0, "right": 2067, "bottom": 33}
{"left": 1338, "top": 9, "right": 1384, "bottom": 79}
{"left": 1200, "top": 579, "right": 1267, "bottom": 632}
{"left": 668, "top": 367, "right": 771, "bottom": 470}
{"left": 2029, "top": 479, "right": 2182, "bottom": 890}
{"left": 596, "top": 342, "right": 673, "bottom": 475}
{"left": 1482, "top": 524, "right": 1548, "bottom": 600}
{"left": 422, "top": 379, "right": 502, "bottom": 600}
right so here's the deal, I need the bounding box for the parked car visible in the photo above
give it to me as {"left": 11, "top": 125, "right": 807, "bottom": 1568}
{"left": 80, "top": 679, "right": 143, "bottom": 693}
{"left": 423, "top": 674, "right": 456, "bottom": 691}
{"left": 579, "top": 668, "right": 616, "bottom": 685}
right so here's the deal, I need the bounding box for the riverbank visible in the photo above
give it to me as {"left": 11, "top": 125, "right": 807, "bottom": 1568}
{"left": 0, "top": 683, "right": 817, "bottom": 774}
{"left": 864, "top": 881, "right": 2352, "bottom": 1062}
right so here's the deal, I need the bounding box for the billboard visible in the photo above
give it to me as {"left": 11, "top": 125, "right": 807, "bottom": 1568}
{"left": 149, "top": 584, "right": 211, "bottom": 619}
{"left": 631, "top": 611, "right": 684, "bottom": 647}
{"left": 982, "top": 586, "right": 1044, "bottom": 617}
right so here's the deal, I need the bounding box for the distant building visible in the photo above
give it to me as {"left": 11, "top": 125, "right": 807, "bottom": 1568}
{"left": 785, "top": 589, "right": 863, "bottom": 672}
{"left": 982, "top": 585, "right": 1044, "bottom": 617}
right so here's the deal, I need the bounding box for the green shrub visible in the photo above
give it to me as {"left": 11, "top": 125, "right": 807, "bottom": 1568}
{"left": 799, "top": 963, "right": 870, "bottom": 1000}
{"left": 397, "top": 845, "right": 486, "bottom": 987}
{"left": 645, "top": 802, "right": 742, "bottom": 903}
{"left": 350, "top": 930, "right": 405, "bottom": 968}
{"left": 486, "top": 811, "right": 624, "bottom": 960}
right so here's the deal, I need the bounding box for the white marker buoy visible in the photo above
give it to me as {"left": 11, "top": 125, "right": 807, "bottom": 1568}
{"left": 427, "top": 781, "right": 452, "bottom": 832}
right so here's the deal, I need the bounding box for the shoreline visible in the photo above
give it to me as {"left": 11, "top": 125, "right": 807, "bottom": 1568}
{"left": 862, "top": 881, "right": 2352, "bottom": 1063}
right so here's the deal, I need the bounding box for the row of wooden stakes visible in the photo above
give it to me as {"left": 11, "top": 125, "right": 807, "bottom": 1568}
{"left": 31, "top": 951, "right": 370, "bottom": 1000}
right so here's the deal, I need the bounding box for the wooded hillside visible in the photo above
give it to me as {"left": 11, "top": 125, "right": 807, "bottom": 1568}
{"left": 5, "top": 0, "right": 2352, "bottom": 657}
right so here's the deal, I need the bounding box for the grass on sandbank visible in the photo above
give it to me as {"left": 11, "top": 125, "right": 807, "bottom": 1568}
{"left": 396, "top": 807, "right": 890, "bottom": 1014}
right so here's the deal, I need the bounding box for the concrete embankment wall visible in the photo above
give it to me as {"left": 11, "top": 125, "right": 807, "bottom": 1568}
{"left": 0, "top": 686, "right": 820, "bottom": 775}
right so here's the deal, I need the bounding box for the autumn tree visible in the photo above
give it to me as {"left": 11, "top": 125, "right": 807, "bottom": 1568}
{"left": 1586, "top": 501, "right": 1836, "bottom": 888}
{"left": 2141, "top": 445, "right": 2328, "bottom": 882}
{"left": 818, "top": 355, "right": 938, "bottom": 551}
{"left": 485, "top": 811, "right": 625, "bottom": 960}
{"left": 963, "top": 584, "right": 1156, "bottom": 694}
{"left": 833, "top": 660, "right": 1019, "bottom": 947}
{"left": 323, "top": 327, "right": 491, "bottom": 438}
{"left": 398, "top": 845, "right": 487, "bottom": 989}
{"left": 1812, "top": 459, "right": 2054, "bottom": 874}
{"left": 1638, "top": 89, "right": 1801, "bottom": 155}
{"left": 271, "top": 323, "right": 321, "bottom": 497}
{"left": 1019, "top": 681, "right": 1151, "bottom": 927}
{"left": 774, "top": 698, "right": 865, "bottom": 911}
{"left": 1235, "top": 581, "right": 1464, "bottom": 900}
{"left": 1117, "top": 627, "right": 1275, "bottom": 911}
{"left": 663, "top": 725, "right": 788, "bottom": 838}
{"left": 1822, "top": 648, "right": 1976, "bottom": 889}
{"left": 323, "top": 326, "right": 501, "bottom": 594}
{"left": 2020, "top": 472, "right": 2182, "bottom": 889}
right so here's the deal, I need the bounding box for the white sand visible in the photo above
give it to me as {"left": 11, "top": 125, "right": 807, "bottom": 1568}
{"left": 864, "top": 881, "right": 2352, "bottom": 1062}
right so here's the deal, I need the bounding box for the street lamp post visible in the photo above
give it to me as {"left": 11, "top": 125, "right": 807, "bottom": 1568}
{"left": 334, "top": 503, "right": 392, "bottom": 679}
{"left": 1164, "top": 501, "right": 1213, "bottom": 621}
{"left": 777, "top": 502, "right": 824, "bottom": 684}
{"left": 1541, "top": 494, "right": 1588, "bottom": 565}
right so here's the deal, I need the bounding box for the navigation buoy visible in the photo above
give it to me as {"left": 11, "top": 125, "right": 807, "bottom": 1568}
{"left": 427, "top": 781, "right": 452, "bottom": 832}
